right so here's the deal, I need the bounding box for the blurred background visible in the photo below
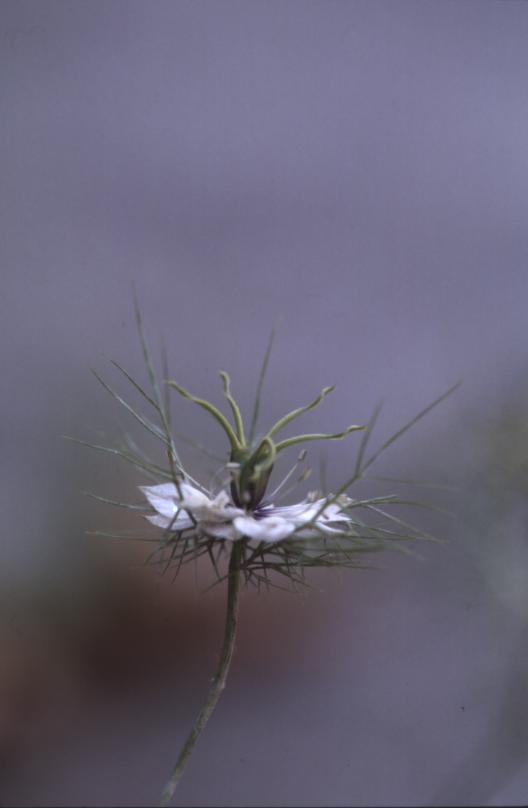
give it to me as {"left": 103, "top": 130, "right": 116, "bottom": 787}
{"left": 1, "top": 1, "right": 528, "bottom": 805}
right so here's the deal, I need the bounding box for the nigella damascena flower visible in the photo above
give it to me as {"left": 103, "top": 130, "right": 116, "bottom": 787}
{"left": 74, "top": 306, "right": 457, "bottom": 806}
{"left": 140, "top": 481, "right": 354, "bottom": 543}
{"left": 74, "top": 313, "right": 456, "bottom": 585}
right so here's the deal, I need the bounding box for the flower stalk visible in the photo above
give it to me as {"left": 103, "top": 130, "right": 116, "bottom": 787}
{"left": 158, "top": 540, "right": 243, "bottom": 807}
{"left": 74, "top": 307, "right": 459, "bottom": 806}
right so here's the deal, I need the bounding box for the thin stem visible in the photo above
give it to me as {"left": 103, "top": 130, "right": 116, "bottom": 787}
{"left": 158, "top": 542, "right": 243, "bottom": 807}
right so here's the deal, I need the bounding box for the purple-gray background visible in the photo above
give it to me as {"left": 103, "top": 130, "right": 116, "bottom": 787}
{"left": 2, "top": 1, "right": 528, "bottom": 805}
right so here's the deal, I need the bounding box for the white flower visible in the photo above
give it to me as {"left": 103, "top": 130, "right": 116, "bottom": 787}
{"left": 140, "top": 482, "right": 354, "bottom": 544}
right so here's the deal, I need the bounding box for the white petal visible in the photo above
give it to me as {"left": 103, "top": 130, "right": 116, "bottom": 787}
{"left": 210, "top": 490, "right": 231, "bottom": 509}
{"left": 264, "top": 495, "right": 355, "bottom": 539}
{"left": 267, "top": 500, "right": 322, "bottom": 527}
{"left": 270, "top": 496, "right": 327, "bottom": 517}
{"left": 140, "top": 481, "right": 214, "bottom": 529}
{"left": 139, "top": 483, "right": 179, "bottom": 519}
{"left": 178, "top": 482, "right": 213, "bottom": 514}
{"left": 319, "top": 503, "right": 349, "bottom": 522}
{"left": 233, "top": 514, "right": 296, "bottom": 543}
{"left": 142, "top": 481, "right": 214, "bottom": 521}
{"left": 203, "top": 521, "right": 239, "bottom": 541}
{"left": 205, "top": 490, "right": 245, "bottom": 523}
{"left": 146, "top": 513, "right": 172, "bottom": 529}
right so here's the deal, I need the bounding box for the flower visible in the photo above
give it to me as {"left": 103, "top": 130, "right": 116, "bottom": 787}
{"left": 140, "top": 481, "right": 355, "bottom": 544}
{"left": 78, "top": 307, "right": 457, "bottom": 588}
{"left": 77, "top": 307, "right": 457, "bottom": 807}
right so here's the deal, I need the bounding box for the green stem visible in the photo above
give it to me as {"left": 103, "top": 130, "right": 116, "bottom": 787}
{"left": 158, "top": 542, "right": 243, "bottom": 806}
